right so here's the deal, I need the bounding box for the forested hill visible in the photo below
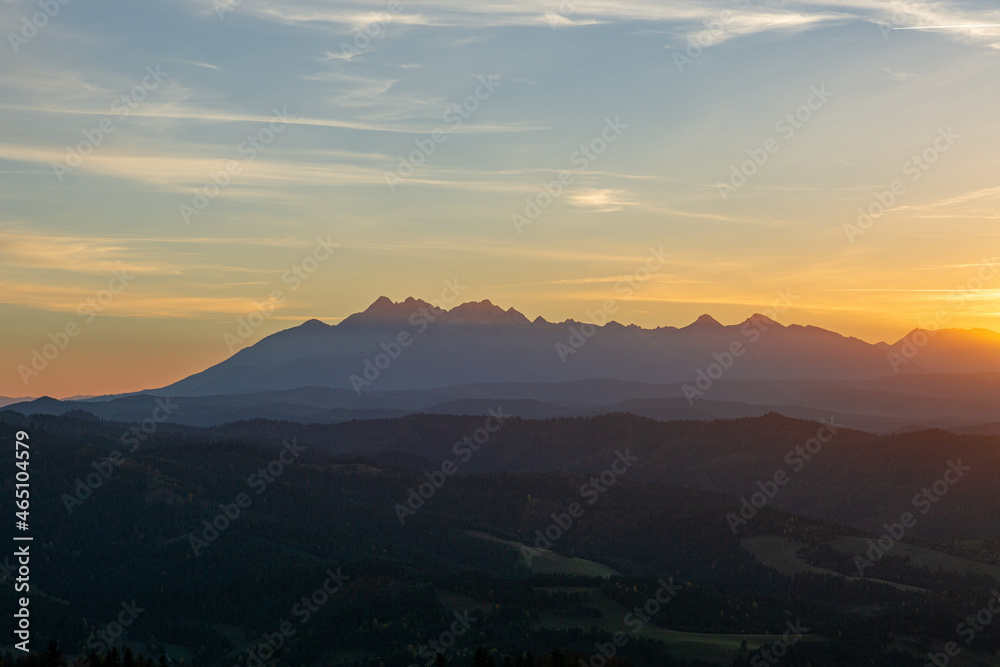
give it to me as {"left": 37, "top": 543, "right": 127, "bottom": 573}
{"left": 3, "top": 411, "right": 994, "bottom": 667}
{"left": 209, "top": 412, "right": 996, "bottom": 538}
{"left": 4, "top": 409, "right": 999, "bottom": 538}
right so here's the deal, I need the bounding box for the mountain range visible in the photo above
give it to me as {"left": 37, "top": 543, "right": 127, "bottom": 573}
{"left": 142, "top": 296, "right": 1000, "bottom": 393}
{"left": 8, "top": 297, "right": 1000, "bottom": 432}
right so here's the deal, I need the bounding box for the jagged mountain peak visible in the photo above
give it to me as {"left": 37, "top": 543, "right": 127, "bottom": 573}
{"left": 741, "top": 313, "right": 783, "bottom": 329}
{"left": 147, "top": 297, "right": 1000, "bottom": 397}
{"left": 683, "top": 314, "right": 724, "bottom": 330}
{"left": 340, "top": 296, "right": 439, "bottom": 326}
{"left": 443, "top": 300, "right": 530, "bottom": 325}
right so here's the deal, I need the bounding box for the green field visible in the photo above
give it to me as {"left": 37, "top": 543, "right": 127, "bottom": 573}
{"left": 831, "top": 536, "right": 1000, "bottom": 584}
{"left": 741, "top": 535, "right": 927, "bottom": 593}
{"left": 532, "top": 586, "right": 825, "bottom": 665}
{"left": 464, "top": 530, "right": 620, "bottom": 577}
{"left": 462, "top": 531, "right": 826, "bottom": 665}
{"left": 740, "top": 536, "right": 838, "bottom": 577}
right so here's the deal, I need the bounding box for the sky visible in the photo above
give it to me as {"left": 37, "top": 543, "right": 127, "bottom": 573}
{"left": 1, "top": 0, "right": 1000, "bottom": 397}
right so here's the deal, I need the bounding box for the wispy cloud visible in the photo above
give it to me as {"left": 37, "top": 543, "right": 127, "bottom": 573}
{"left": 0, "top": 101, "right": 543, "bottom": 135}
{"left": 567, "top": 188, "right": 631, "bottom": 212}
{"left": 680, "top": 9, "right": 848, "bottom": 48}
{"left": 192, "top": 0, "right": 1000, "bottom": 47}
{"left": 167, "top": 58, "right": 225, "bottom": 72}
{"left": 891, "top": 186, "right": 1000, "bottom": 220}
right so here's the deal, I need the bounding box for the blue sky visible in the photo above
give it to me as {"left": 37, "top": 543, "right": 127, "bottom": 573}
{"left": 2, "top": 0, "right": 1000, "bottom": 396}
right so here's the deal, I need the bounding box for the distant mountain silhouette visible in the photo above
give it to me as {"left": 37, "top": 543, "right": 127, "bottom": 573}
{"left": 0, "top": 395, "right": 34, "bottom": 408}
{"left": 148, "top": 296, "right": 976, "bottom": 397}
{"left": 9, "top": 298, "right": 1000, "bottom": 432}
{"left": 885, "top": 326, "right": 1000, "bottom": 373}
{"left": 11, "top": 373, "right": 1000, "bottom": 433}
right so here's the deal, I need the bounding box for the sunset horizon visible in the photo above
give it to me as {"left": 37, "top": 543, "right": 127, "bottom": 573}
{"left": 8, "top": 290, "right": 1000, "bottom": 399}
{"left": 5, "top": 0, "right": 1000, "bottom": 399}
{"left": 4, "top": 2, "right": 1000, "bottom": 664}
